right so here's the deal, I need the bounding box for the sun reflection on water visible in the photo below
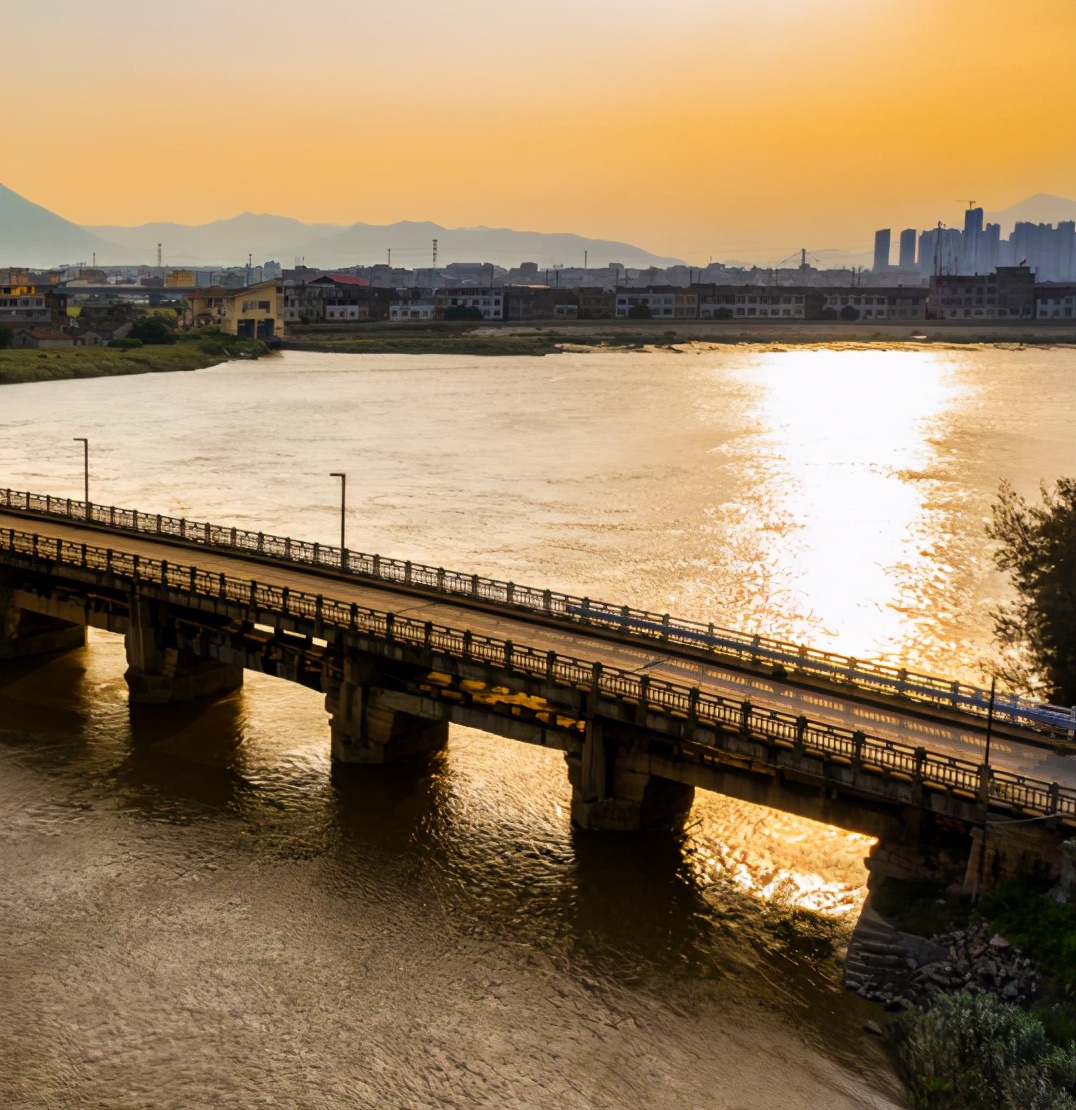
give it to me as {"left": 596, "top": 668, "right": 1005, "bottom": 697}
{"left": 716, "top": 348, "right": 967, "bottom": 659}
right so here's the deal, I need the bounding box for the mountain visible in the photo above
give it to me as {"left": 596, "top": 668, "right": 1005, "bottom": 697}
{"left": 985, "top": 193, "right": 1076, "bottom": 232}
{"left": 0, "top": 183, "right": 124, "bottom": 267}
{"left": 88, "top": 213, "right": 341, "bottom": 266}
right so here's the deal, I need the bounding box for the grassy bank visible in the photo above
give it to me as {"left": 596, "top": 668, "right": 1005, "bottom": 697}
{"left": 872, "top": 873, "right": 1076, "bottom": 1108}
{"left": 0, "top": 330, "right": 269, "bottom": 385}
{"left": 282, "top": 334, "right": 560, "bottom": 357}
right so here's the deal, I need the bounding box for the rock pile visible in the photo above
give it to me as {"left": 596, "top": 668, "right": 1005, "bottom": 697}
{"left": 846, "top": 913, "right": 1039, "bottom": 1011}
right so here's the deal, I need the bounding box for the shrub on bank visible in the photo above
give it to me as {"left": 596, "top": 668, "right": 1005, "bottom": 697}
{"left": 108, "top": 337, "right": 143, "bottom": 349}
{"left": 896, "top": 991, "right": 1076, "bottom": 1109}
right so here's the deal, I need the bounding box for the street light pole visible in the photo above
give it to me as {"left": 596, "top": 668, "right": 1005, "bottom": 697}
{"left": 73, "top": 437, "right": 89, "bottom": 518}
{"left": 973, "top": 675, "right": 997, "bottom": 904}
{"left": 329, "top": 472, "right": 347, "bottom": 564}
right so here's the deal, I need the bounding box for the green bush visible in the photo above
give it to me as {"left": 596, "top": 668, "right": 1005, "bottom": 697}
{"left": 0, "top": 325, "right": 12, "bottom": 349}
{"left": 897, "top": 992, "right": 1076, "bottom": 1109}
{"left": 980, "top": 873, "right": 1076, "bottom": 995}
{"left": 109, "top": 337, "right": 143, "bottom": 349}
{"left": 129, "top": 316, "right": 177, "bottom": 345}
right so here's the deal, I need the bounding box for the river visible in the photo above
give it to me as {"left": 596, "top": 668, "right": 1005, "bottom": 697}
{"left": 1, "top": 345, "right": 1073, "bottom": 1108}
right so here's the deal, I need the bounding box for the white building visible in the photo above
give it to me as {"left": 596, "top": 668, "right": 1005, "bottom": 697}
{"left": 1036, "top": 284, "right": 1076, "bottom": 319}
{"left": 437, "top": 288, "right": 504, "bottom": 320}
{"left": 389, "top": 301, "right": 437, "bottom": 321}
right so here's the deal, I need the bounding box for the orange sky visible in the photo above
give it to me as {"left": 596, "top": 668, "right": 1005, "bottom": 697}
{"left": 1, "top": 0, "right": 1074, "bottom": 261}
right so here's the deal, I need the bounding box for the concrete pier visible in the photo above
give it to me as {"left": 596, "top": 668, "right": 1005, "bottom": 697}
{"left": 328, "top": 658, "right": 448, "bottom": 763}
{"left": 0, "top": 584, "right": 86, "bottom": 660}
{"left": 124, "top": 593, "right": 243, "bottom": 704}
{"left": 568, "top": 721, "right": 695, "bottom": 831}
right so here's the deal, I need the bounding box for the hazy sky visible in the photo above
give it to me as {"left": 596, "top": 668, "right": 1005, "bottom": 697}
{"left": 1, "top": 0, "right": 1074, "bottom": 261}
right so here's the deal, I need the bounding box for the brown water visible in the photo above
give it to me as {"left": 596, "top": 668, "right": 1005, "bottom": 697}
{"left": 1, "top": 345, "right": 1072, "bottom": 1108}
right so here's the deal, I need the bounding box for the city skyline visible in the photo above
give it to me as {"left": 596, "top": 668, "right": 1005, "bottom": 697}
{"left": 1, "top": 0, "right": 1074, "bottom": 262}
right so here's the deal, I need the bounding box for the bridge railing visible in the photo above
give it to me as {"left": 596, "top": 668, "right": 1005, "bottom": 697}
{"left": 3, "top": 524, "right": 1074, "bottom": 827}
{"left": 2, "top": 486, "right": 1073, "bottom": 738}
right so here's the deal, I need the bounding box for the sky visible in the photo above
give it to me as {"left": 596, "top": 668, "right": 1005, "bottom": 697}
{"left": 1, "top": 0, "right": 1074, "bottom": 262}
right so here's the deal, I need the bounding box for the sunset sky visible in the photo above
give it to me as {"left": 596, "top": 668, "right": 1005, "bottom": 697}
{"left": 1, "top": 0, "right": 1074, "bottom": 261}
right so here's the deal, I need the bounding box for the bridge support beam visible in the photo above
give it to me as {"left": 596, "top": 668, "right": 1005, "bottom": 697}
{"left": 0, "top": 584, "right": 86, "bottom": 660}
{"left": 124, "top": 594, "right": 243, "bottom": 704}
{"left": 328, "top": 666, "right": 448, "bottom": 764}
{"left": 568, "top": 720, "right": 695, "bottom": 832}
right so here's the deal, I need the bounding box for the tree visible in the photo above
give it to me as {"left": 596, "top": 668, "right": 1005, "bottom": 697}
{"left": 443, "top": 305, "right": 484, "bottom": 321}
{"left": 0, "top": 325, "right": 12, "bottom": 349}
{"left": 820, "top": 306, "right": 838, "bottom": 321}
{"left": 839, "top": 304, "right": 860, "bottom": 321}
{"left": 987, "top": 478, "right": 1076, "bottom": 704}
{"left": 128, "top": 315, "right": 177, "bottom": 345}
{"left": 627, "top": 303, "right": 652, "bottom": 319}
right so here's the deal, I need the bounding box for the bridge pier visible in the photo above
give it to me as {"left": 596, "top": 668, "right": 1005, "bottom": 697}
{"left": 328, "top": 659, "right": 448, "bottom": 764}
{"left": 0, "top": 583, "right": 86, "bottom": 660}
{"left": 568, "top": 720, "right": 695, "bottom": 832}
{"left": 124, "top": 594, "right": 243, "bottom": 704}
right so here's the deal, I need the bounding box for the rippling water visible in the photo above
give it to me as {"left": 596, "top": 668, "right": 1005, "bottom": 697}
{"left": 1, "top": 345, "right": 1073, "bottom": 1108}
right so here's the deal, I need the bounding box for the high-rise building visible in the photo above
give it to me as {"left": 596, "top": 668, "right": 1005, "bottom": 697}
{"left": 898, "top": 228, "right": 916, "bottom": 270}
{"left": 961, "top": 207, "right": 985, "bottom": 273}
{"left": 873, "top": 229, "right": 891, "bottom": 272}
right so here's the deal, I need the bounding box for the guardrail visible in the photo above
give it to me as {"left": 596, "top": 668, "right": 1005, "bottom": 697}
{"left": 2, "top": 486, "right": 1073, "bottom": 738}
{"left": 3, "top": 523, "right": 1072, "bottom": 827}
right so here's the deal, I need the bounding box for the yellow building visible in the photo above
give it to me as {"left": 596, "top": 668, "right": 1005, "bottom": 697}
{"left": 165, "top": 269, "right": 196, "bottom": 287}
{"left": 185, "top": 280, "right": 284, "bottom": 339}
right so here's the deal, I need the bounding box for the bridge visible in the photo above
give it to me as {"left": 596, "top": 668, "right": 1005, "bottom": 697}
{"left": 1, "top": 489, "right": 1073, "bottom": 871}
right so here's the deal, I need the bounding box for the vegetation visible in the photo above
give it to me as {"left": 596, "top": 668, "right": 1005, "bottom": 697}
{"left": 627, "top": 303, "right": 652, "bottom": 319}
{"left": 0, "top": 343, "right": 245, "bottom": 385}
{"left": 894, "top": 992, "right": 1076, "bottom": 1110}
{"left": 442, "top": 304, "right": 485, "bottom": 321}
{"left": 0, "top": 325, "right": 11, "bottom": 349}
{"left": 128, "top": 315, "right": 177, "bottom": 344}
{"left": 283, "top": 334, "right": 560, "bottom": 357}
{"left": 979, "top": 873, "right": 1076, "bottom": 996}
{"left": 988, "top": 478, "right": 1076, "bottom": 703}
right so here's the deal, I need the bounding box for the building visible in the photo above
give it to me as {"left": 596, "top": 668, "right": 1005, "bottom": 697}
{"left": 577, "top": 289, "right": 615, "bottom": 318}
{"left": 10, "top": 328, "right": 74, "bottom": 349}
{"left": 389, "top": 301, "right": 437, "bottom": 321}
{"left": 185, "top": 280, "right": 285, "bottom": 338}
{"left": 0, "top": 283, "right": 69, "bottom": 329}
{"left": 928, "top": 265, "right": 1034, "bottom": 319}
{"left": 1035, "top": 283, "right": 1076, "bottom": 320}
{"left": 873, "top": 229, "right": 892, "bottom": 272}
{"left": 821, "top": 288, "right": 926, "bottom": 320}
{"left": 697, "top": 286, "right": 814, "bottom": 319}
{"left": 615, "top": 288, "right": 698, "bottom": 318}
{"left": 898, "top": 229, "right": 917, "bottom": 270}
{"left": 165, "top": 270, "right": 196, "bottom": 287}
{"left": 437, "top": 288, "right": 504, "bottom": 320}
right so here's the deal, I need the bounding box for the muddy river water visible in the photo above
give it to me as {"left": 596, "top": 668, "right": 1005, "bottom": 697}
{"left": 1, "top": 345, "right": 1073, "bottom": 1108}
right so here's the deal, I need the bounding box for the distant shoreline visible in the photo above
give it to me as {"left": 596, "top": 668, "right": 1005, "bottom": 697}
{"left": 2, "top": 321, "right": 1072, "bottom": 386}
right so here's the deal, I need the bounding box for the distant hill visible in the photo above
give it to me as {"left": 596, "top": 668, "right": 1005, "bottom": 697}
{"left": 86, "top": 214, "right": 681, "bottom": 270}
{"left": 985, "top": 193, "right": 1076, "bottom": 232}
{"left": 0, "top": 183, "right": 124, "bottom": 267}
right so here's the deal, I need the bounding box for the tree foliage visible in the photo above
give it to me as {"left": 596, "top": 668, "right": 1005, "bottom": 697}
{"left": 896, "top": 992, "right": 1076, "bottom": 1110}
{"left": 128, "top": 315, "right": 177, "bottom": 345}
{"left": 987, "top": 479, "right": 1076, "bottom": 704}
{"left": 0, "top": 325, "right": 12, "bottom": 349}
{"left": 627, "top": 303, "right": 652, "bottom": 319}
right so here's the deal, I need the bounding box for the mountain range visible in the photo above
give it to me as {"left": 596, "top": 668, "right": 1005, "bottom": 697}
{"left": 2, "top": 183, "right": 1074, "bottom": 271}
{"left": 0, "top": 184, "right": 682, "bottom": 270}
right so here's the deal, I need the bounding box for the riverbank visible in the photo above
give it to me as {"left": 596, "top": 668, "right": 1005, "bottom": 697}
{"left": 0, "top": 333, "right": 269, "bottom": 386}
{"left": 286, "top": 317, "right": 1076, "bottom": 355}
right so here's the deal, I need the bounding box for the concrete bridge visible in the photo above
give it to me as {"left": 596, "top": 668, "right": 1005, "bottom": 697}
{"left": 1, "top": 491, "right": 1074, "bottom": 863}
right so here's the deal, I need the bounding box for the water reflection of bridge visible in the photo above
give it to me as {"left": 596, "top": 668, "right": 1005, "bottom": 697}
{"left": 1, "top": 491, "right": 1072, "bottom": 866}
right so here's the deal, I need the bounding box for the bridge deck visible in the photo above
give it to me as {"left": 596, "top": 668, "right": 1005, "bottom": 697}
{"left": 3, "top": 510, "right": 1074, "bottom": 793}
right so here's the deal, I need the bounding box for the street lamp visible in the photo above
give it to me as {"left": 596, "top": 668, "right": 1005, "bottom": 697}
{"left": 330, "top": 471, "right": 347, "bottom": 564}
{"left": 73, "top": 437, "right": 89, "bottom": 518}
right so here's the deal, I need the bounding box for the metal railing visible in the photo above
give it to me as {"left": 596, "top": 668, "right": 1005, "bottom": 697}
{"left": 3, "top": 522, "right": 1072, "bottom": 827}
{"left": 2, "top": 486, "right": 1073, "bottom": 737}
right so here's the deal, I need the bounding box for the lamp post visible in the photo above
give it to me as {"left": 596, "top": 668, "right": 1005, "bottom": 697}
{"left": 973, "top": 676, "right": 998, "bottom": 904}
{"left": 73, "top": 437, "right": 89, "bottom": 519}
{"left": 330, "top": 471, "right": 347, "bottom": 565}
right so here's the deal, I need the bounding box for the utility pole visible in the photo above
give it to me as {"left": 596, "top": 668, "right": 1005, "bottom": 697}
{"left": 387, "top": 248, "right": 392, "bottom": 267}
{"left": 584, "top": 249, "right": 588, "bottom": 272}
{"left": 156, "top": 242, "right": 162, "bottom": 269}
{"left": 432, "top": 239, "right": 438, "bottom": 268}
